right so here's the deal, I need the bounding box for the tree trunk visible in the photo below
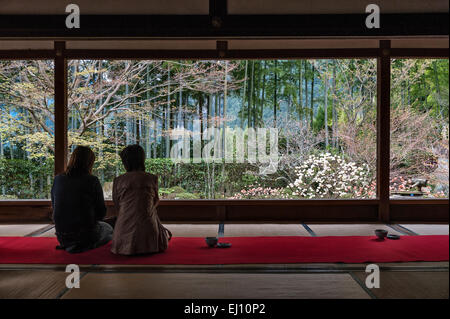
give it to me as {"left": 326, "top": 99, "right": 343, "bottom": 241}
{"left": 433, "top": 60, "right": 442, "bottom": 117}
{"left": 332, "top": 63, "right": 337, "bottom": 148}
{"left": 261, "top": 61, "right": 266, "bottom": 126}
{"left": 324, "top": 61, "right": 329, "bottom": 148}
{"left": 298, "top": 60, "right": 303, "bottom": 120}
{"left": 97, "top": 62, "right": 105, "bottom": 183}
{"left": 145, "top": 65, "right": 151, "bottom": 157}
{"left": 0, "top": 132, "right": 3, "bottom": 157}
{"left": 153, "top": 116, "right": 157, "bottom": 158}
{"left": 125, "top": 82, "right": 130, "bottom": 145}
{"left": 223, "top": 61, "right": 228, "bottom": 152}
{"left": 241, "top": 61, "right": 248, "bottom": 129}
{"left": 221, "top": 61, "right": 228, "bottom": 197}
{"left": 304, "top": 62, "right": 308, "bottom": 125}
{"left": 253, "top": 61, "right": 258, "bottom": 127}
{"left": 165, "top": 63, "right": 171, "bottom": 158}
{"left": 248, "top": 61, "right": 254, "bottom": 128}
{"left": 310, "top": 63, "right": 315, "bottom": 128}
{"left": 136, "top": 114, "right": 141, "bottom": 146}
{"left": 115, "top": 111, "right": 119, "bottom": 176}
{"left": 9, "top": 116, "right": 13, "bottom": 159}
{"left": 198, "top": 93, "right": 204, "bottom": 153}
{"left": 273, "top": 60, "right": 278, "bottom": 128}
{"left": 215, "top": 93, "right": 219, "bottom": 128}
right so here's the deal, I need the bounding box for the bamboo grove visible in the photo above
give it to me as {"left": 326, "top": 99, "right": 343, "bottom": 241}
{"left": 0, "top": 59, "right": 448, "bottom": 200}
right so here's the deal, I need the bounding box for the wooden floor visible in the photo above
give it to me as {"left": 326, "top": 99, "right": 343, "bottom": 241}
{"left": 0, "top": 223, "right": 448, "bottom": 299}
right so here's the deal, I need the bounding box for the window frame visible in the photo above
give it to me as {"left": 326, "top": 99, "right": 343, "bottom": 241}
{"left": 0, "top": 40, "right": 448, "bottom": 223}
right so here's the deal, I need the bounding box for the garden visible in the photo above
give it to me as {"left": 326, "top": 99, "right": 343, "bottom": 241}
{"left": 0, "top": 59, "right": 448, "bottom": 200}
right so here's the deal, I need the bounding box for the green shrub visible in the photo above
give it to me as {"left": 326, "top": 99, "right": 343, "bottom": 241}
{"left": 0, "top": 158, "right": 53, "bottom": 199}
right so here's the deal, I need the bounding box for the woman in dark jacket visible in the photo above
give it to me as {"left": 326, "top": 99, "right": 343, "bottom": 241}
{"left": 51, "top": 146, "right": 113, "bottom": 253}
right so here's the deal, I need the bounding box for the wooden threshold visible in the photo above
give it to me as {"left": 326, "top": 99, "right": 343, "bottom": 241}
{"left": 0, "top": 48, "right": 448, "bottom": 60}
{"left": 0, "top": 199, "right": 448, "bottom": 223}
{"left": 0, "top": 262, "right": 447, "bottom": 273}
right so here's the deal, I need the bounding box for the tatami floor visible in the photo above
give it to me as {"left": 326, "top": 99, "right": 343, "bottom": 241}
{"left": 0, "top": 222, "right": 448, "bottom": 299}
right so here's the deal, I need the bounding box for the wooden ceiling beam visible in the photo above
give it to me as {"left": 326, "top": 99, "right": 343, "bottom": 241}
{"left": 0, "top": 13, "right": 447, "bottom": 38}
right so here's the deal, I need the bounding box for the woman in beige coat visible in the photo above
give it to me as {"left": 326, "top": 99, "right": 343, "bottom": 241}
{"left": 111, "top": 145, "right": 171, "bottom": 255}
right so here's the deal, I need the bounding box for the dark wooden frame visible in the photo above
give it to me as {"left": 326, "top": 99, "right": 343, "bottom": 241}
{"left": 54, "top": 42, "right": 68, "bottom": 175}
{"left": 0, "top": 13, "right": 447, "bottom": 38}
{"left": 377, "top": 40, "right": 391, "bottom": 222}
{"left": 0, "top": 40, "right": 448, "bottom": 223}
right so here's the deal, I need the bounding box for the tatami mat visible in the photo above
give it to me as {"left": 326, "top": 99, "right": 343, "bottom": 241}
{"left": 223, "top": 223, "right": 310, "bottom": 237}
{"left": 3, "top": 223, "right": 446, "bottom": 238}
{"left": 48, "top": 223, "right": 310, "bottom": 237}
{"left": 90, "top": 261, "right": 449, "bottom": 271}
{"left": 37, "top": 227, "right": 56, "bottom": 237}
{"left": 399, "top": 224, "right": 449, "bottom": 235}
{"left": 162, "top": 223, "right": 219, "bottom": 237}
{"left": 0, "top": 223, "right": 447, "bottom": 300}
{"left": 353, "top": 271, "right": 449, "bottom": 299}
{"left": 37, "top": 224, "right": 218, "bottom": 237}
{"left": 0, "top": 270, "right": 71, "bottom": 299}
{"left": 306, "top": 224, "right": 403, "bottom": 237}
{"left": 0, "top": 224, "right": 50, "bottom": 237}
{"left": 62, "top": 272, "right": 370, "bottom": 299}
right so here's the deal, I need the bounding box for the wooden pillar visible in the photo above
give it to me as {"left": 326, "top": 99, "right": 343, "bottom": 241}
{"left": 54, "top": 41, "right": 68, "bottom": 175}
{"left": 216, "top": 205, "right": 226, "bottom": 221}
{"left": 209, "top": 0, "right": 227, "bottom": 28}
{"left": 377, "top": 40, "right": 391, "bottom": 222}
{"left": 216, "top": 40, "right": 228, "bottom": 58}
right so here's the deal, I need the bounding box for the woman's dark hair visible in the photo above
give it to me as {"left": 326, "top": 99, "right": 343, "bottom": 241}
{"left": 120, "top": 144, "right": 146, "bottom": 172}
{"left": 65, "top": 146, "right": 95, "bottom": 177}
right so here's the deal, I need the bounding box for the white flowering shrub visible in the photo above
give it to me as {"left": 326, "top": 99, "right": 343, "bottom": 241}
{"left": 288, "top": 152, "right": 374, "bottom": 199}
{"left": 229, "top": 185, "right": 289, "bottom": 199}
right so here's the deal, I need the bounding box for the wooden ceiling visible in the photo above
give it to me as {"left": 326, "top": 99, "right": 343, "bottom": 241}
{"left": 0, "top": 0, "right": 448, "bottom": 50}
{"left": 0, "top": 0, "right": 208, "bottom": 15}
{"left": 0, "top": 38, "right": 448, "bottom": 51}
{"left": 0, "top": 0, "right": 447, "bottom": 15}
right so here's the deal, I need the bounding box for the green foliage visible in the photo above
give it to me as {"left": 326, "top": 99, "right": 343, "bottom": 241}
{"left": 0, "top": 158, "right": 53, "bottom": 199}
{"left": 1, "top": 58, "right": 448, "bottom": 199}
{"left": 159, "top": 186, "right": 200, "bottom": 199}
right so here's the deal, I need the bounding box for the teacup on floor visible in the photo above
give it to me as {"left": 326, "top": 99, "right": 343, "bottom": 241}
{"left": 375, "top": 229, "right": 388, "bottom": 240}
{"left": 205, "top": 237, "right": 218, "bottom": 247}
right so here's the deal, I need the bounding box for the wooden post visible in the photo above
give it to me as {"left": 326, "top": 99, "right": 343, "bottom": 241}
{"left": 377, "top": 40, "right": 391, "bottom": 222}
{"left": 54, "top": 41, "right": 68, "bottom": 175}
{"left": 216, "top": 205, "right": 226, "bottom": 221}
{"left": 216, "top": 40, "right": 228, "bottom": 58}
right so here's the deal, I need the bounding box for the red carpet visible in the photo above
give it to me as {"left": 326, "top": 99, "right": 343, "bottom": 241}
{"left": 0, "top": 235, "right": 448, "bottom": 265}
